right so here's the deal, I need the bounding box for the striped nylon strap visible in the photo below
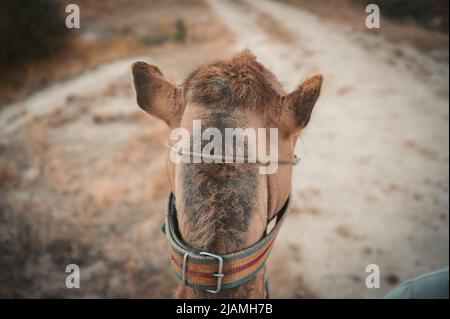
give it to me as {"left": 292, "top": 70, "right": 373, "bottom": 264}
{"left": 163, "top": 192, "right": 291, "bottom": 293}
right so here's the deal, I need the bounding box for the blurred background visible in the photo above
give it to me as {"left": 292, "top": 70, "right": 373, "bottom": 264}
{"left": 0, "top": 0, "right": 448, "bottom": 298}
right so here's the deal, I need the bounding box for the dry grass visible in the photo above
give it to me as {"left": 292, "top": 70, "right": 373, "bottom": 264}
{"left": 0, "top": 0, "right": 212, "bottom": 106}
{"left": 0, "top": 160, "right": 20, "bottom": 187}
{"left": 0, "top": 110, "right": 175, "bottom": 297}
{"left": 0, "top": 0, "right": 229, "bottom": 298}
{"left": 0, "top": 36, "right": 148, "bottom": 106}
{"left": 25, "top": 121, "right": 49, "bottom": 155}
{"left": 279, "top": 0, "right": 449, "bottom": 56}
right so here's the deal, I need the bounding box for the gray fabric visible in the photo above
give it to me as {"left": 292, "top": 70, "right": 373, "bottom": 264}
{"left": 384, "top": 266, "right": 449, "bottom": 299}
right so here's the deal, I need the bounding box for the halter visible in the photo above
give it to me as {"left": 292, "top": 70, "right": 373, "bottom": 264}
{"left": 163, "top": 193, "right": 291, "bottom": 294}
{"left": 162, "top": 142, "right": 298, "bottom": 294}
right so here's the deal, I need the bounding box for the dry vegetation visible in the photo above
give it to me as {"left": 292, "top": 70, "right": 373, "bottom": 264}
{"left": 279, "top": 0, "right": 448, "bottom": 58}
{"left": 0, "top": 81, "right": 175, "bottom": 297}
{"left": 0, "top": 0, "right": 447, "bottom": 299}
{"left": 0, "top": 0, "right": 211, "bottom": 106}
{"left": 0, "top": 0, "right": 232, "bottom": 298}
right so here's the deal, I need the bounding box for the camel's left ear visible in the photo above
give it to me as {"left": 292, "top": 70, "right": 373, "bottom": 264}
{"left": 132, "top": 61, "right": 185, "bottom": 127}
{"left": 277, "top": 74, "right": 323, "bottom": 133}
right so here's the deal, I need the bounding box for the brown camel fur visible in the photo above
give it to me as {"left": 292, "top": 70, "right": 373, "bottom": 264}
{"left": 132, "top": 50, "right": 323, "bottom": 298}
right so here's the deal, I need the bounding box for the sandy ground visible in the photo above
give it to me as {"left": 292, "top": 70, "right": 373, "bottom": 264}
{"left": 0, "top": 0, "right": 448, "bottom": 298}
{"left": 208, "top": 0, "right": 449, "bottom": 298}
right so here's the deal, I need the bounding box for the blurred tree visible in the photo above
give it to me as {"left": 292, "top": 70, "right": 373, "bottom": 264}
{"left": 363, "top": 0, "right": 448, "bottom": 31}
{"left": 174, "top": 19, "right": 187, "bottom": 43}
{"left": 0, "top": 0, "right": 67, "bottom": 65}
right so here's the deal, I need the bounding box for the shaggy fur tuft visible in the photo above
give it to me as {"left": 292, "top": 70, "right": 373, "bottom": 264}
{"left": 183, "top": 50, "right": 284, "bottom": 111}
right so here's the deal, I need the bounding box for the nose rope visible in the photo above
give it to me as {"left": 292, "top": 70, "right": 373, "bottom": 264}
{"left": 165, "top": 143, "right": 300, "bottom": 166}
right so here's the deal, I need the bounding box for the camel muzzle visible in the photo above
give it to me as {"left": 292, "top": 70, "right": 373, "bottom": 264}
{"left": 162, "top": 192, "right": 291, "bottom": 295}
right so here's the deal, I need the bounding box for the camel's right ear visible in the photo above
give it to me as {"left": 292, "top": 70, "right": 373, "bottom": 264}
{"left": 132, "top": 61, "right": 185, "bottom": 126}
{"left": 277, "top": 74, "right": 323, "bottom": 134}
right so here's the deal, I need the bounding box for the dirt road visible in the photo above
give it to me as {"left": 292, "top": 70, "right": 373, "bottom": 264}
{"left": 0, "top": 0, "right": 448, "bottom": 298}
{"left": 208, "top": 0, "right": 448, "bottom": 298}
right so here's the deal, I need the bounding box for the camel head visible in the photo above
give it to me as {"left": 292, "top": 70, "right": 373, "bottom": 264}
{"left": 132, "top": 50, "right": 322, "bottom": 298}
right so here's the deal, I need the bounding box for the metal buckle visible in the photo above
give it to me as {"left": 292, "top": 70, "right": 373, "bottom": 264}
{"left": 181, "top": 251, "right": 224, "bottom": 294}
{"left": 199, "top": 251, "right": 224, "bottom": 294}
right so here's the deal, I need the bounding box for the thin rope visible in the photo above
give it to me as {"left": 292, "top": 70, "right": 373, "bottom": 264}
{"left": 165, "top": 143, "right": 300, "bottom": 166}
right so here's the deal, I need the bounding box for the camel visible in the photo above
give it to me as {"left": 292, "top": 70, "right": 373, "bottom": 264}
{"left": 131, "top": 50, "right": 322, "bottom": 298}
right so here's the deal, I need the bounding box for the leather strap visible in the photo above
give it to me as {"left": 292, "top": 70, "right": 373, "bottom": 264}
{"left": 163, "top": 192, "right": 290, "bottom": 293}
